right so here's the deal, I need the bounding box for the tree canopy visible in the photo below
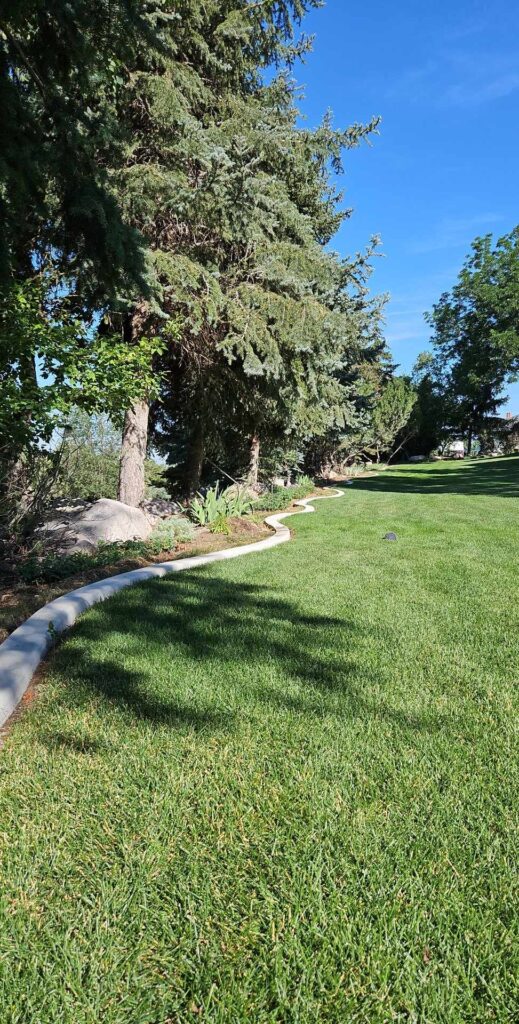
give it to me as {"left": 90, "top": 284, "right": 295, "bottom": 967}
{"left": 0, "top": 0, "right": 157, "bottom": 294}
{"left": 1, "top": 0, "right": 412, "bottom": 534}
{"left": 425, "top": 228, "right": 519, "bottom": 452}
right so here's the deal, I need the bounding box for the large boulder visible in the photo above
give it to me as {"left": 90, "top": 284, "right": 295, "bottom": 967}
{"left": 139, "top": 497, "right": 183, "bottom": 525}
{"left": 36, "top": 498, "right": 152, "bottom": 553}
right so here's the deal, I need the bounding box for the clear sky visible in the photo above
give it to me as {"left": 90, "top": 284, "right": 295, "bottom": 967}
{"left": 295, "top": 0, "right": 519, "bottom": 413}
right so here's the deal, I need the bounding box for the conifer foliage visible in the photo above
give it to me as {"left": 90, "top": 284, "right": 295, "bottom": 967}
{"left": 1, "top": 1, "right": 403, "bottom": 523}
{"left": 102, "top": 1, "right": 385, "bottom": 498}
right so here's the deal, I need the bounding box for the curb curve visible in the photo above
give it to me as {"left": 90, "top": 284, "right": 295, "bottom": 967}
{"left": 0, "top": 489, "right": 344, "bottom": 729}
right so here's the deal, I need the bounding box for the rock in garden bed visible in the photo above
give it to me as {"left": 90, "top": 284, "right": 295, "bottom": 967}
{"left": 35, "top": 498, "right": 152, "bottom": 554}
{"left": 139, "top": 497, "right": 183, "bottom": 524}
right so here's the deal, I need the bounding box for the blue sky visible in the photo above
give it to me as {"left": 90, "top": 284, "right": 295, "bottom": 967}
{"left": 296, "top": 0, "right": 519, "bottom": 413}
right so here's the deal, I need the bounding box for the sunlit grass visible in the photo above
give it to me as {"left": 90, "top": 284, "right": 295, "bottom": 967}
{"left": 0, "top": 457, "right": 518, "bottom": 1022}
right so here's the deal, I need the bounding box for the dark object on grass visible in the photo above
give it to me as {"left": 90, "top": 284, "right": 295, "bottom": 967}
{"left": 384, "top": 532, "right": 398, "bottom": 541}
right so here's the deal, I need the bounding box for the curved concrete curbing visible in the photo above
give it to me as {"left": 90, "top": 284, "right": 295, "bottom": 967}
{"left": 0, "top": 489, "right": 344, "bottom": 729}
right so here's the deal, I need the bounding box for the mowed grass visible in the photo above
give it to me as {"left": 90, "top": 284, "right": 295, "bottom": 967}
{"left": 1, "top": 457, "right": 518, "bottom": 1023}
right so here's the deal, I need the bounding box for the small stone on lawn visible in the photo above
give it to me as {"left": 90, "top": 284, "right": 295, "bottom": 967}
{"left": 384, "top": 532, "right": 397, "bottom": 541}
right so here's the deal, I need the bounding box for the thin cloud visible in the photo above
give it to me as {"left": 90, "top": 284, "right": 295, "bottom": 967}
{"left": 410, "top": 214, "right": 503, "bottom": 255}
{"left": 446, "top": 71, "right": 519, "bottom": 104}
{"left": 446, "top": 18, "right": 488, "bottom": 42}
{"left": 384, "top": 308, "right": 429, "bottom": 345}
{"left": 385, "top": 325, "right": 426, "bottom": 344}
{"left": 386, "top": 48, "right": 519, "bottom": 108}
{"left": 384, "top": 268, "right": 471, "bottom": 346}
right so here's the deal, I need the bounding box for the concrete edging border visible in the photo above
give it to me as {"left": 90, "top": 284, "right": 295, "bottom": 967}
{"left": 0, "top": 489, "right": 344, "bottom": 728}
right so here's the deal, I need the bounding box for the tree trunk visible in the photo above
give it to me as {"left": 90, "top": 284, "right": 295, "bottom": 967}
{"left": 118, "top": 399, "right": 149, "bottom": 506}
{"left": 117, "top": 308, "right": 152, "bottom": 507}
{"left": 248, "top": 433, "right": 260, "bottom": 488}
{"left": 387, "top": 433, "right": 412, "bottom": 465}
{"left": 186, "top": 415, "right": 205, "bottom": 496}
{"left": 467, "top": 426, "right": 473, "bottom": 456}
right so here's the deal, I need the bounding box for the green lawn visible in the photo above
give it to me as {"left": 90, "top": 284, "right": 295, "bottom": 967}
{"left": 1, "top": 457, "right": 518, "bottom": 1023}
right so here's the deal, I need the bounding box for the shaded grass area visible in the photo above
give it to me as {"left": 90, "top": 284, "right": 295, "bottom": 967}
{"left": 0, "top": 457, "right": 518, "bottom": 1022}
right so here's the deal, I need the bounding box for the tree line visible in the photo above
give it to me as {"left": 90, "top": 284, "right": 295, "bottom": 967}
{"left": 407, "top": 229, "right": 519, "bottom": 457}
{"left": 0, "top": 0, "right": 407, "bottom": 531}
{"left": 1, "top": 2, "right": 517, "bottom": 550}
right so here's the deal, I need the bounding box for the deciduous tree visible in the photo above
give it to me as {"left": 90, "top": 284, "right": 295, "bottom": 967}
{"left": 426, "top": 228, "right": 519, "bottom": 453}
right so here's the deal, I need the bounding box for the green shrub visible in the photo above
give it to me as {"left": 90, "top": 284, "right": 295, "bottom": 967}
{"left": 289, "top": 480, "right": 315, "bottom": 500}
{"left": 19, "top": 544, "right": 141, "bottom": 583}
{"left": 252, "top": 478, "right": 315, "bottom": 513}
{"left": 146, "top": 517, "right": 194, "bottom": 552}
{"left": 252, "top": 488, "right": 292, "bottom": 513}
{"left": 19, "top": 516, "right": 195, "bottom": 583}
{"left": 295, "top": 474, "right": 315, "bottom": 492}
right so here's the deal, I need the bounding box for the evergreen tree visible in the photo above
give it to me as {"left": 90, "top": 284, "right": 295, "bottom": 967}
{"left": 369, "top": 376, "right": 416, "bottom": 462}
{"left": 105, "top": 9, "right": 380, "bottom": 499}
{"left": 303, "top": 267, "right": 392, "bottom": 475}
{"left": 403, "top": 352, "right": 447, "bottom": 456}
{"left": 2, "top": 1, "right": 386, "bottom": 512}
{"left": 0, "top": 0, "right": 156, "bottom": 293}
{"left": 0, "top": 1, "right": 165, "bottom": 523}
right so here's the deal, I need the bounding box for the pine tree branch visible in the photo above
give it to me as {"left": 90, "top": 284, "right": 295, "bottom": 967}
{"left": 0, "top": 23, "right": 48, "bottom": 105}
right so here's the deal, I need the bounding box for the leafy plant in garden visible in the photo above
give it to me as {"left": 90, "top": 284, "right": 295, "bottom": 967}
{"left": 189, "top": 486, "right": 227, "bottom": 527}
{"left": 209, "top": 515, "right": 232, "bottom": 536}
{"left": 189, "top": 485, "right": 252, "bottom": 525}
{"left": 147, "top": 517, "right": 194, "bottom": 552}
{"left": 223, "top": 488, "right": 253, "bottom": 518}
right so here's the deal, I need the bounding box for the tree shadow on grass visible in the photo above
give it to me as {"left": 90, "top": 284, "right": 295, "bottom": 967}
{"left": 39, "top": 731, "right": 111, "bottom": 755}
{"left": 349, "top": 456, "right": 519, "bottom": 498}
{"left": 41, "top": 572, "right": 455, "bottom": 743}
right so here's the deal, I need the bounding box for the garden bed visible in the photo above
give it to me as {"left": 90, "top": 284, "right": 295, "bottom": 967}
{"left": 0, "top": 517, "right": 271, "bottom": 644}
{"left": 1, "top": 483, "right": 333, "bottom": 643}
